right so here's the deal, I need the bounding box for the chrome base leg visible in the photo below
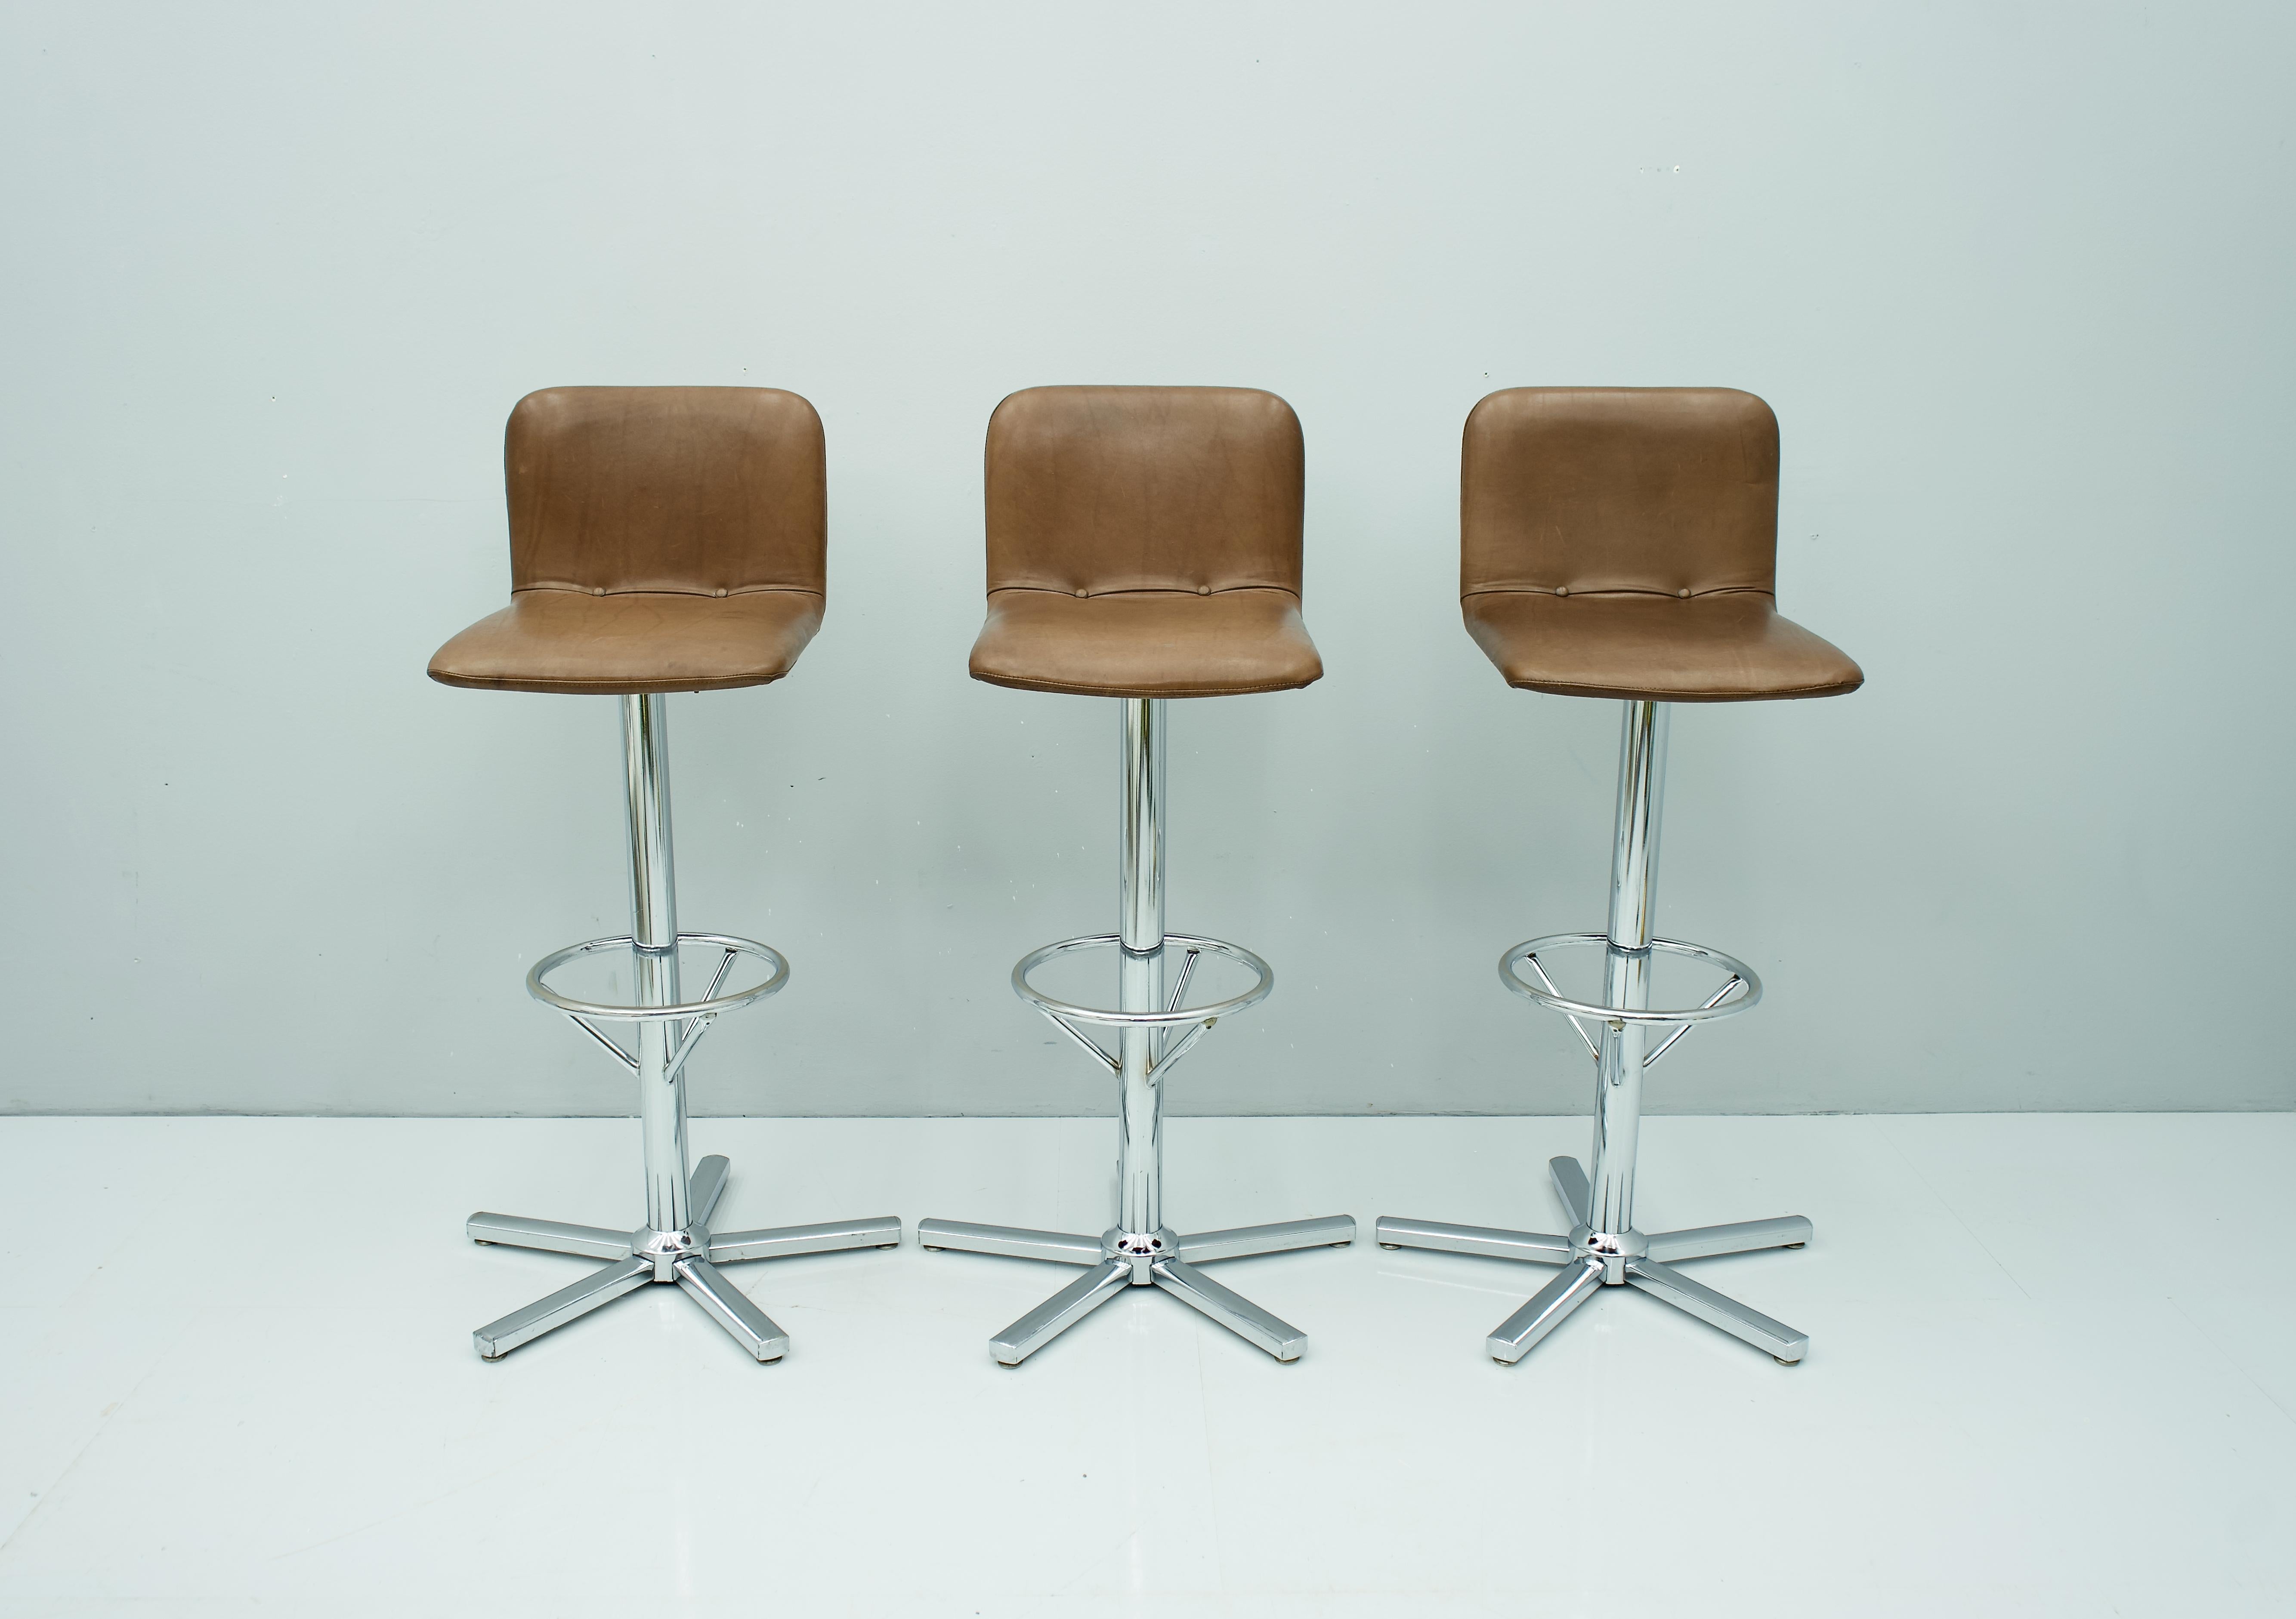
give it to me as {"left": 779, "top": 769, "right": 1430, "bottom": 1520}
{"left": 1487, "top": 1257, "right": 1605, "bottom": 1364}
{"left": 1645, "top": 1214, "right": 1812, "bottom": 1263}
{"left": 677, "top": 1255, "right": 790, "bottom": 1363}
{"left": 915, "top": 1220, "right": 1106, "bottom": 1265}
{"left": 1177, "top": 1215, "right": 1355, "bottom": 1264}
{"left": 989, "top": 1259, "right": 1132, "bottom": 1366}
{"left": 467, "top": 1213, "right": 635, "bottom": 1261}
{"left": 474, "top": 1256, "right": 652, "bottom": 1360}
{"left": 1152, "top": 1257, "right": 1307, "bottom": 1361}
{"left": 688, "top": 1153, "right": 730, "bottom": 1227}
{"left": 1379, "top": 1156, "right": 1813, "bottom": 1366}
{"left": 1549, "top": 1156, "right": 1592, "bottom": 1228}
{"left": 709, "top": 1215, "right": 902, "bottom": 1263}
{"left": 924, "top": 1214, "right": 1354, "bottom": 1365}
{"left": 1374, "top": 1216, "right": 1573, "bottom": 1265}
{"left": 468, "top": 1155, "right": 899, "bottom": 1361}
{"left": 1625, "top": 1255, "right": 1808, "bottom": 1363}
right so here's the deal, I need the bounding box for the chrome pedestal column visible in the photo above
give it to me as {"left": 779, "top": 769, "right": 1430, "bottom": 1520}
{"left": 919, "top": 698, "right": 1354, "bottom": 1366}
{"left": 467, "top": 694, "right": 900, "bottom": 1361}
{"left": 1378, "top": 700, "right": 1812, "bottom": 1365}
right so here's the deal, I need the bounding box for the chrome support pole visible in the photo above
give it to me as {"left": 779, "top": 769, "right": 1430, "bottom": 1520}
{"left": 1376, "top": 699, "right": 1814, "bottom": 1367}
{"left": 920, "top": 696, "right": 1354, "bottom": 1364}
{"left": 623, "top": 693, "right": 691, "bottom": 1241}
{"left": 1116, "top": 697, "right": 1167, "bottom": 1245}
{"left": 1588, "top": 700, "right": 1667, "bottom": 1237}
{"left": 465, "top": 697, "right": 901, "bottom": 1362}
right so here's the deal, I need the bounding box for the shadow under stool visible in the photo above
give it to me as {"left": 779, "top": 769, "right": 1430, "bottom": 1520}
{"left": 428, "top": 385, "right": 899, "bottom": 1362}
{"left": 1378, "top": 387, "right": 1863, "bottom": 1365}
{"left": 918, "top": 385, "right": 1355, "bottom": 1366}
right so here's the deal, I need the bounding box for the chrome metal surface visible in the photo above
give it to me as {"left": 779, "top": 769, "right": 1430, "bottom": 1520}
{"left": 528, "top": 932, "right": 790, "bottom": 1023}
{"left": 1487, "top": 1258, "right": 1605, "bottom": 1364}
{"left": 624, "top": 693, "right": 691, "bottom": 1238}
{"left": 676, "top": 1255, "right": 791, "bottom": 1362}
{"left": 1147, "top": 1016, "right": 1213, "bottom": 1083}
{"left": 1607, "top": 700, "right": 1668, "bottom": 952}
{"left": 1104, "top": 1224, "right": 1177, "bottom": 1283}
{"left": 915, "top": 1220, "right": 1106, "bottom": 1265}
{"left": 1590, "top": 702, "right": 1667, "bottom": 1236}
{"left": 708, "top": 1215, "right": 902, "bottom": 1263}
{"left": 1381, "top": 700, "right": 1818, "bottom": 1367}
{"left": 1011, "top": 933, "right": 1273, "bottom": 1031}
{"left": 1119, "top": 696, "right": 1166, "bottom": 953}
{"left": 467, "top": 695, "right": 894, "bottom": 1361}
{"left": 990, "top": 1259, "right": 1132, "bottom": 1366}
{"left": 1042, "top": 1008, "right": 1122, "bottom": 1073}
{"left": 567, "top": 1014, "right": 640, "bottom": 1072}
{"left": 926, "top": 696, "right": 1349, "bottom": 1364}
{"left": 465, "top": 1213, "right": 633, "bottom": 1261}
{"left": 1642, "top": 973, "right": 1747, "bottom": 1067}
{"left": 1625, "top": 1255, "right": 1808, "bottom": 1362}
{"left": 1116, "top": 914, "right": 1163, "bottom": 1236}
{"left": 1178, "top": 1215, "right": 1357, "bottom": 1264}
{"left": 1164, "top": 947, "right": 1200, "bottom": 1017}
{"left": 623, "top": 691, "right": 678, "bottom": 951}
{"left": 1518, "top": 951, "right": 1601, "bottom": 1060}
{"left": 688, "top": 1153, "right": 730, "bottom": 1228}
{"left": 1151, "top": 1258, "right": 1307, "bottom": 1361}
{"left": 1644, "top": 1214, "right": 1813, "bottom": 1263}
{"left": 1372, "top": 1217, "right": 1572, "bottom": 1265}
{"left": 473, "top": 1256, "right": 651, "bottom": 1360}
{"left": 1548, "top": 1156, "right": 1592, "bottom": 1229}
{"left": 1499, "top": 934, "right": 1761, "bottom": 1027}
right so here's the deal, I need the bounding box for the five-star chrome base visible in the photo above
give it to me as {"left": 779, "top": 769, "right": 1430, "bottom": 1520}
{"left": 917, "top": 1215, "right": 1356, "bottom": 1366}
{"left": 470, "top": 1153, "right": 901, "bottom": 1361}
{"left": 1378, "top": 1153, "right": 1809, "bottom": 1364}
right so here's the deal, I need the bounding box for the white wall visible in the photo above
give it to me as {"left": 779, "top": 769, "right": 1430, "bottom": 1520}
{"left": 3, "top": 2, "right": 2289, "bottom": 1117}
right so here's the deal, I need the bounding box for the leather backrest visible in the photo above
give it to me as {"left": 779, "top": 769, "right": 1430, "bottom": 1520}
{"left": 507, "top": 386, "right": 826, "bottom": 596}
{"left": 1462, "top": 387, "right": 1778, "bottom": 598}
{"left": 985, "top": 386, "right": 1304, "bottom": 595}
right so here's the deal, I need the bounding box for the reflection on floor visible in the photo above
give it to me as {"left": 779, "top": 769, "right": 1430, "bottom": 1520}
{"left": 1, "top": 1113, "right": 2290, "bottom": 1617}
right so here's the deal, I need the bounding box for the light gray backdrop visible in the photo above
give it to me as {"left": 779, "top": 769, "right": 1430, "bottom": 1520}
{"left": 4, "top": 2, "right": 2289, "bottom": 1116}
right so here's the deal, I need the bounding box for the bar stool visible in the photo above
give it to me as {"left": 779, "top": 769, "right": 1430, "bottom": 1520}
{"left": 1378, "top": 387, "right": 1863, "bottom": 1365}
{"left": 428, "top": 385, "right": 899, "bottom": 1362}
{"left": 918, "top": 385, "right": 1356, "bottom": 1366}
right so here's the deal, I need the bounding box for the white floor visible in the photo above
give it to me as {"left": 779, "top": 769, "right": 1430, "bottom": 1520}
{"left": 1, "top": 1113, "right": 2290, "bottom": 1617}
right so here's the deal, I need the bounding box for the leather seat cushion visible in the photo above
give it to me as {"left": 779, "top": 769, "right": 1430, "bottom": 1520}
{"left": 428, "top": 587, "right": 823, "bottom": 695}
{"left": 1463, "top": 590, "right": 1863, "bottom": 702}
{"left": 969, "top": 587, "right": 1322, "bottom": 698}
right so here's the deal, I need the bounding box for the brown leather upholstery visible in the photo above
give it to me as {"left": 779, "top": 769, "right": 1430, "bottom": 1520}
{"left": 968, "top": 386, "right": 1323, "bottom": 698}
{"left": 1461, "top": 387, "right": 1862, "bottom": 702}
{"left": 429, "top": 386, "right": 826, "bottom": 695}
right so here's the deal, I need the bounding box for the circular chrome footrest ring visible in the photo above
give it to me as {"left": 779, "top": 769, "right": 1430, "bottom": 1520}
{"left": 1013, "top": 932, "right": 1273, "bottom": 1028}
{"left": 527, "top": 931, "right": 790, "bottom": 1022}
{"left": 1500, "top": 933, "right": 1761, "bottom": 1025}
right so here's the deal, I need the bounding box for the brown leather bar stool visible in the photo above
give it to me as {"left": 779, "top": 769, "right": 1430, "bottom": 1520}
{"left": 917, "top": 385, "right": 1356, "bottom": 1366}
{"left": 430, "top": 386, "right": 899, "bottom": 1362}
{"left": 1378, "top": 387, "right": 1863, "bottom": 1365}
